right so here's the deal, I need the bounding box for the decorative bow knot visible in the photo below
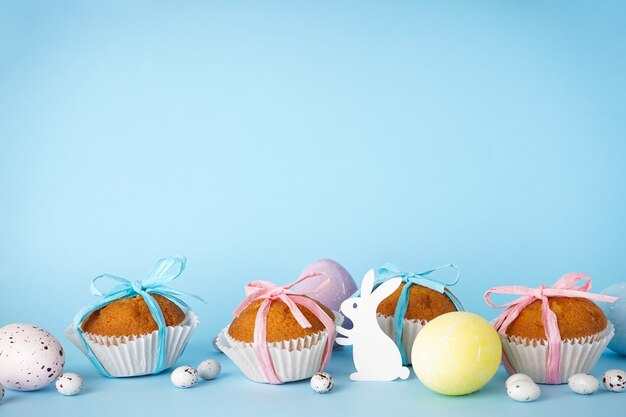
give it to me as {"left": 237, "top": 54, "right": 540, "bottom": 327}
{"left": 378, "top": 263, "right": 461, "bottom": 293}
{"left": 232, "top": 273, "right": 336, "bottom": 385}
{"left": 484, "top": 272, "right": 618, "bottom": 384}
{"left": 73, "top": 256, "right": 205, "bottom": 378}
{"left": 374, "top": 263, "right": 463, "bottom": 365}
{"left": 528, "top": 285, "right": 547, "bottom": 299}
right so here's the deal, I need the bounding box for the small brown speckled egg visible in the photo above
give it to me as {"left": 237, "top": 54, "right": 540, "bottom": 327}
{"left": 0, "top": 323, "right": 65, "bottom": 391}
{"left": 603, "top": 369, "right": 626, "bottom": 393}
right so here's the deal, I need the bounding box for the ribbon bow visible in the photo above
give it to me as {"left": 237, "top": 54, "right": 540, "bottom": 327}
{"left": 376, "top": 263, "right": 463, "bottom": 365}
{"left": 73, "top": 256, "right": 205, "bottom": 377}
{"left": 232, "top": 273, "right": 336, "bottom": 384}
{"left": 484, "top": 272, "right": 618, "bottom": 384}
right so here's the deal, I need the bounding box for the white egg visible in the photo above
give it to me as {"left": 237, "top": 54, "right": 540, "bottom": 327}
{"left": 505, "top": 373, "right": 534, "bottom": 388}
{"left": 197, "top": 359, "right": 221, "bottom": 380}
{"left": 0, "top": 323, "right": 65, "bottom": 391}
{"left": 602, "top": 369, "right": 626, "bottom": 393}
{"left": 55, "top": 373, "right": 83, "bottom": 396}
{"left": 507, "top": 379, "right": 541, "bottom": 402}
{"left": 568, "top": 374, "right": 599, "bottom": 395}
{"left": 310, "top": 372, "right": 334, "bottom": 394}
{"left": 171, "top": 366, "right": 199, "bottom": 388}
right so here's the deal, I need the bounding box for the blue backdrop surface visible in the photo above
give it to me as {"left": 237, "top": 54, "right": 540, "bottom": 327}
{"left": 1, "top": 1, "right": 625, "bottom": 416}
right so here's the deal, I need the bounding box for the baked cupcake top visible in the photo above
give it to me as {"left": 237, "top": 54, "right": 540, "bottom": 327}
{"left": 377, "top": 282, "right": 458, "bottom": 321}
{"left": 505, "top": 297, "right": 607, "bottom": 340}
{"left": 81, "top": 294, "right": 186, "bottom": 337}
{"left": 229, "top": 298, "right": 334, "bottom": 343}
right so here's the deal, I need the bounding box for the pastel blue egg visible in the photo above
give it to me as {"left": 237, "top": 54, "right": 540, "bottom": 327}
{"left": 601, "top": 283, "right": 626, "bottom": 356}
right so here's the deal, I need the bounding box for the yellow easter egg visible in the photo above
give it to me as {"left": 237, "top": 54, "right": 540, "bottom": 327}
{"left": 411, "top": 312, "right": 501, "bottom": 396}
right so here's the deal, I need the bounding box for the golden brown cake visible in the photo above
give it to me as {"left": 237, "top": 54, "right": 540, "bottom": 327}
{"left": 81, "top": 294, "right": 186, "bottom": 337}
{"left": 505, "top": 297, "right": 607, "bottom": 340}
{"left": 228, "top": 298, "right": 334, "bottom": 343}
{"left": 377, "top": 282, "right": 458, "bottom": 321}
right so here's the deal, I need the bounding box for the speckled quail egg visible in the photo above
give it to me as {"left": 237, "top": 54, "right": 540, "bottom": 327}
{"left": 310, "top": 372, "right": 334, "bottom": 394}
{"left": 0, "top": 382, "right": 4, "bottom": 402}
{"left": 507, "top": 379, "right": 541, "bottom": 402}
{"left": 602, "top": 369, "right": 626, "bottom": 393}
{"left": 197, "top": 359, "right": 221, "bottom": 380}
{"left": 55, "top": 373, "right": 83, "bottom": 396}
{"left": 505, "top": 373, "right": 534, "bottom": 389}
{"left": 171, "top": 366, "right": 199, "bottom": 388}
{"left": 0, "top": 323, "right": 65, "bottom": 391}
{"left": 568, "top": 374, "right": 599, "bottom": 395}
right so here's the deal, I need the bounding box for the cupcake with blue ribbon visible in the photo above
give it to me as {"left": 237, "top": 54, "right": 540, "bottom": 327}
{"left": 374, "top": 263, "right": 463, "bottom": 365}
{"left": 65, "top": 256, "right": 203, "bottom": 377}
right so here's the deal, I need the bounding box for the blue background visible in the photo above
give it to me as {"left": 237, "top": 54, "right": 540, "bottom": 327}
{"left": 1, "top": 1, "right": 625, "bottom": 415}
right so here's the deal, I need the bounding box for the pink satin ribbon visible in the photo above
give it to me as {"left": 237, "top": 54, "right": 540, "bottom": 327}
{"left": 484, "top": 272, "right": 618, "bottom": 384}
{"left": 233, "top": 273, "right": 336, "bottom": 384}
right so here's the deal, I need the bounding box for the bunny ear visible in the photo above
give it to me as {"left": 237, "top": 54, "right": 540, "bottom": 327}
{"left": 370, "top": 277, "right": 402, "bottom": 305}
{"left": 359, "top": 269, "right": 376, "bottom": 297}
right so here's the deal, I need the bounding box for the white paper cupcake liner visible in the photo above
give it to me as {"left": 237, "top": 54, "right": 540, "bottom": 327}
{"left": 501, "top": 321, "right": 615, "bottom": 384}
{"left": 217, "top": 311, "right": 341, "bottom": 384}
{"left": 377, "top": 314, "right": 426, "bottom": 365}
{"left": 216, "top": 328, "right": 329, "bottom": 383}
{"left": 65, "top": 309, "right": 199, "bottom": 377}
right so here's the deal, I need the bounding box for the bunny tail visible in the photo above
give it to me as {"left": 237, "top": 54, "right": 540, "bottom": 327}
{"left": 399, "top": 367, "right": 410, "bottom": 380}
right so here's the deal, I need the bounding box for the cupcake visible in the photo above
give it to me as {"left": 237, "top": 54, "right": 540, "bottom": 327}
{"left": 81, "top": 294, "right": 186, "bottom": 336}
{"left": 228, "top": 299, "right": 333, "bottom": 343}
{"left": 484, "top": 272, "right": 618, "bottom": 384}
{"left": 374, "top": 263, "right": 463, "bottom": 365}
{"left": 217, "top": 275, "right": 337, "bottom": 384}
{"left": 505, "top": 297, "right": 607, "bottom": 341}
{"left": 66, "top": 257, "right": 201, "bottom": 377}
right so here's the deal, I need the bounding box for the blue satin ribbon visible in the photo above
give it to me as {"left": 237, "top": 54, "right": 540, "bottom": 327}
{"left": 376, "top": 263, "right": 463, "bottom": 365}
{"left": 72, "top": 256, "right": 205, "bottom": 377}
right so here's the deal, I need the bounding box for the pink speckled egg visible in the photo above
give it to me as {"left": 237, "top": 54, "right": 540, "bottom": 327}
{"left": 0, "top": 323, "right": 65, "bottom": 391}
{"left": 294, "top": 259, "right": 357, "bottom": 311}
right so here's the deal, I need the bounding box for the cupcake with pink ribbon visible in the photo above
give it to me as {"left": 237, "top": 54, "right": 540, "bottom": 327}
{"left": 484, "top": 273, "right": 618, "bottom": 384}
{"left": 216, "top": 274, "right": 337, "bottom": 384}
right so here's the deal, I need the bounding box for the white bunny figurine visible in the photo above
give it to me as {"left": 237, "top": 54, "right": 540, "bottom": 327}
{"left": 336, "top": 269, "right": 410, "bottom": 381}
